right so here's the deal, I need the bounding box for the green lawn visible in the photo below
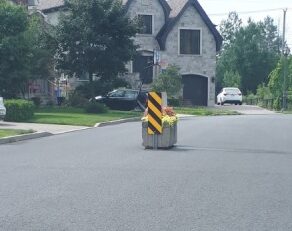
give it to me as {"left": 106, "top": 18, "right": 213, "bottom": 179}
{"left": 0, "top": 129, "right": 34, "bottom": 138}
{"left": 24, "top": 106, "right": 239, "bottom": 127}
{"left": 28, "top": 107, "right": 143, "bottom": 127}
{"left": 174, "top": 107, "right": 241, "bottom": 116}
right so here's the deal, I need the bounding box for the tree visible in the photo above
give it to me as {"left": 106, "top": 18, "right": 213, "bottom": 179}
{"left": 151, "top": 65, "right": 182, "bottom": 97}
{"left": 0, "top": 0, "right": 28, "bottom": 39}
{"left": 219, "top": 12, "right": 242, "bottom": 51}
{"left": 268, "top": 56, "right": 292, "bottom": 98}
{"left": 56, "top": 0, "right": 138, "bottom": 98}
{"left": 0, "top": 0, "right": 56, "bottom": 98}
{"left": 233, "top": 18, "right": 280, "bottom": 93}
{"left": 222, "top": 70, "right": 241, "bottom": 88}
{"left": 217, "top": 14, "right": 281, "bottom": 94}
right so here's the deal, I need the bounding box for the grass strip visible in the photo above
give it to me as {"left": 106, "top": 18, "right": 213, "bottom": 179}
{"left": 174, "top": 107, "right": 241, "bottom": 116}
{"left": 28, "top": 107, "right": 142, "bottom": 127}
{"left": 0, "top": 129, "right": 34, "bottom": 138}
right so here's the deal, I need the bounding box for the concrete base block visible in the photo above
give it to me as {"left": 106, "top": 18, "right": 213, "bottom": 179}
{"left": 142, "top": 122, "right": 177, "bottom": 149}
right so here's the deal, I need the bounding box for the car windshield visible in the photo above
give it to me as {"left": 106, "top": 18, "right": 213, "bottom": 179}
{"left": 225, "top": 88, "right": 240, "bottom": 94}
{"left": 108, "top": 90, "right": 125, "bottom": 97}
{"left": 107, "top": 89, "right": 138, "bottom": 99}
{"left": 124, "top": 90, "right": 138, "bottom": 99}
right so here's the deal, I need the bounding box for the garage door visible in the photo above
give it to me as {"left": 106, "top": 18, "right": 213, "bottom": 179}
{"left": 182, "top": 75, "right": 208, "bottom": 106}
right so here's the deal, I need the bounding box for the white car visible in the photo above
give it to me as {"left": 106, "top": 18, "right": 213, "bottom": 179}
{"left": 217, "top": 87, "right": 242, "bottom": 105}
{"left": 0, "top": 97, "right": 6, "bottom": 120}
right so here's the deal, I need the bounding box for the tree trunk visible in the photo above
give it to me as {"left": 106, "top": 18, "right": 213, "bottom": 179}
{"left": 88, "top": 71, "right": 95, "bottom": 101}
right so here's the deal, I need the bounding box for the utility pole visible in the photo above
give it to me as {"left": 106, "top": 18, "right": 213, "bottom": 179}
{"left": 281, "top": 8, "right": 288, "bottom": 111}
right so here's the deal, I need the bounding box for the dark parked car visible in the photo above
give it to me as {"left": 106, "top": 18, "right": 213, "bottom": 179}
{"left": 94, "top": 89, "right": 148, "bottom": 111}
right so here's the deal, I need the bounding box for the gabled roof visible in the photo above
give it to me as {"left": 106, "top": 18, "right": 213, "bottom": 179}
{"left": 123, "top": 0, "right": 171, "bottom": 21}
{"left": 38, "top": 0, "right": 171, "bottom": 15}
{"left": 37, "top": 0, "right": 222, "bottom": 51}
{"left": 157, "top": 0, "right": 222, "bottom": 51}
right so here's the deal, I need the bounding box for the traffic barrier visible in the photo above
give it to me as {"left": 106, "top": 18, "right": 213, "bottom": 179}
{"left": 147, "top": 92, "right": 162, "bottom": 135}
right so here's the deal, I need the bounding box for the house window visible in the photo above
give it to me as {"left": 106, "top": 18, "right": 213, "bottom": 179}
{"left": 179, "top": 29, "right": 201, "bottom": 55}
{"left": 138, "top": 15, "right": 153, "bottom": 34}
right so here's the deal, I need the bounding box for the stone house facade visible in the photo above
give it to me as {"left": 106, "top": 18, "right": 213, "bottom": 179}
{"left": 36, "top": 0, "right": 222, "bottom": 106}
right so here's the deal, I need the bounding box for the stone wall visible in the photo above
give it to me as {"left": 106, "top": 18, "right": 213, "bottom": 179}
{"left": 161, "top": 6, "right": 217, "bottom": 106}
{"left": 126, "top": 0, "right": 165, "bottom": 51}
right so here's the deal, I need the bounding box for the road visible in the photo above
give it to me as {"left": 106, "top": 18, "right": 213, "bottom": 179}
{"left": 1, "top": 113, "right": 292, "bottom": 230}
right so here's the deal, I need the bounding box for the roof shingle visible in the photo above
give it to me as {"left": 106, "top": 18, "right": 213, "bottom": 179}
{"left": 167, "top": 0, "right": 188, "bottom": 18}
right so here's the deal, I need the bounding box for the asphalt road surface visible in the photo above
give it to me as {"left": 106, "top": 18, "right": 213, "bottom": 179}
{"left": 1, "top": 114, "right": 292, "bottom": 231}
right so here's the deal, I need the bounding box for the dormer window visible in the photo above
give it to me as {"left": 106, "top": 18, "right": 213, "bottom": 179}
{"left": 179, "top": 29, "right": 201, "bottom": 55}
{"left": 138, "top": 15, "right": 153, "bottom": 35}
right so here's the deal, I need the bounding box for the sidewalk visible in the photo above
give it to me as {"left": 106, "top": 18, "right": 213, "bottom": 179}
{"left": 0, "top": 122, "right": 90, "bottom": 144}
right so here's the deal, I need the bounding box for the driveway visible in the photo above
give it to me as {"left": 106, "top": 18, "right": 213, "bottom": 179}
{"left": 215, "top": 104, "right": 277, "bottom": 115}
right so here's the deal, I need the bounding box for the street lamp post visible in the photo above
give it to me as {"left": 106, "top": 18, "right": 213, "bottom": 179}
{"left": 282, "top": 47, "right": 290, "bottom": 110}
{"left": 281, "top": 8, "right": 288, "bottom": 111}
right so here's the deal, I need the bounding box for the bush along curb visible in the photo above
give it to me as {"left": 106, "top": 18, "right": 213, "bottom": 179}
{"left": 4, "top": 99, "right": 34, "bottom": 122}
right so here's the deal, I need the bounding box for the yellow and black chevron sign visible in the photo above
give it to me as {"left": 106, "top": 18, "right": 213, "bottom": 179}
{"left": 147, "top": 92, "right": 162, "bottom": 135}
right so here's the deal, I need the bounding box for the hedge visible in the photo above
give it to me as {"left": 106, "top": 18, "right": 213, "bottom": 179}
{"left": 84, "top": 102, "right": 108, "bottom": 114}
{"left": 4, "top": 99, "right": 35, "bottom": 122}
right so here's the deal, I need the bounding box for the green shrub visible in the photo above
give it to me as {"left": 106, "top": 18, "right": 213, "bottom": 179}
{"left": 68, "top": 92, "right": 88, "bottom": 108}
{"left": 273, "top": 97, "right": 281, "bottom": 111}
{"left": 168, "top": 98, "right": 181, "bottom": 107}
{"left": 85, "top": 102, "right": 108, "bottom": 114}
{"left": 4, "top": 99, "right": 35, "bottom": 122}
{"left": 46, "top": 99, "right": 54, "bottom": 106}
{"left": 151, "top": 65, "right": 182, "bottom": 97}
{"left": 31, "top": 97, "right": 41, "bottom": 107}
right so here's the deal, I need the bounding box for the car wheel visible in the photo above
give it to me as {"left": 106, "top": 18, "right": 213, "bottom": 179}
{"left": 239, "top": 102, "right": 242, "bottom": 105}
{"left": 220, "top": 101, "right": 224, "bottom": 106}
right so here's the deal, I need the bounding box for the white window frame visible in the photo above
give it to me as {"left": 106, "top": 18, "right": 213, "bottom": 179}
{"left": 178, "top": 27, "right": 202, "bottom": 56}
{"left": 137, "top": 13, "right": 154, "bottom": 35}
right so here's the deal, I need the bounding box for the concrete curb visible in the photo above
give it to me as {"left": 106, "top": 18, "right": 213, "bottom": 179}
{"left": 0, "top": 132, "right": 53, "bottom": 145}
{"left": 0, "top": 114, "right": 221, "bottom": 144}
{"left": 0, "top": 117, "right": 141, "bottom": 144}
{"left": 53, "top": 127, "right": 92, "bottom": 135}
{"left": 95, "top": 117, "right": 141, "bottom": 127}
{"left": 0, "top": 115, "right": 192, "bottom": 144}
{"left": 94, "top": 115, "right": 196, "bottom": 127}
